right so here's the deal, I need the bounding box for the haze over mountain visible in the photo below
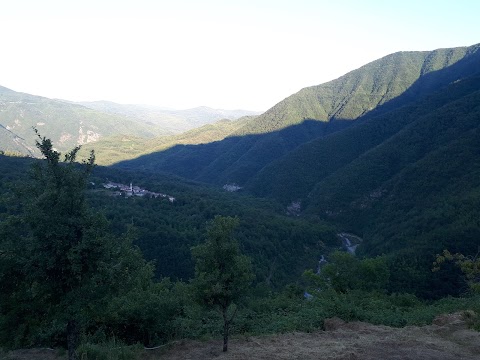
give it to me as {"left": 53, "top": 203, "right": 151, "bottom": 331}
{"left": 0, "top": 87, "right": 257, "bottom": 157}
{"left": 0, "top": 87, "right": 165, "bottom": 156}
{"left": 77, "top": 101, "right": 259, "bottom": 134}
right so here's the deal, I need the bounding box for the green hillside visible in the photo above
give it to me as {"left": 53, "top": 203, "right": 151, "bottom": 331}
{"left": 3, "top": 43, "right": 480, "bottom": 297}
{"left": 0, "top": 154, "right": 336, "bottom": 286}
{"left": 78, "top": 116, "right": 254, "bottom": 165}
{"left": 110, "top": 44, "right": 480, "bottom": 298}
{"left": 247, "top": 76, "right": 480, "bottom": 298}
{"left": 248, "top": 74, "right": 480, "bottom": 201}
{"left": 0, "top": 87, "right": 168, "bottom": 156}
{"left": 306, "top": 80, "right": 480, "bottom": 218}
{"left": 114, "top": 44, "right": 480, "bottom": 187}
{"left": 234, "top": 44, "right": 478, "bottom": 136}
{"left": 3, "top": 147, "right": 480, "bottom": 356}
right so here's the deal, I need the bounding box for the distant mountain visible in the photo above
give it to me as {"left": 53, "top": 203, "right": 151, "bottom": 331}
{"left": 78, "top": 101, "right": 260, "bottom": 134}
{"left": 78, "top": 116, "right": 255, "bottom": 165}
{"left": 0, "top": 87, "right": 259, "bottom": 157}
{"left": 0, "top": 87, "right": 169, "bottom": 156}
{"left": 115, "top": 44, "right": 480, "bottom": 189}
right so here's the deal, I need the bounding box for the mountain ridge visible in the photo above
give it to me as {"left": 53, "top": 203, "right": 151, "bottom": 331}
{"left": 114, "top": 44, "right": 480, "bottom": 189}
{"left": 77, "top": 100, "right": 260, "bottom": 134}
{"left": 233, "top": 45, "right": 477, "bottom": 137}
{"left": 0, "top": 88, "right": 259, "bottom": 157}
{"left": 0, "top": 90, "right": 170, "bottom": 156}
{"left": 248, "top": 73, "right": 480, "bottom": 202}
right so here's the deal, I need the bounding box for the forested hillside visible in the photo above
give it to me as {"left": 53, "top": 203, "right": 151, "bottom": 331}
{"left": 249, "top": 74, "right": 480, "bottom": 201}
{"left": 0, "top": 154, "right": 336, "bottom": 286}
{"left": 236, "top": 45, "right": 476, "bottom": 135}
{"left": 109, "top": 43, "right": 480, "bottom": 298}
{"left": 114, "top": 44, "right": 480, "bottom": 187}
{"left": 2, "top": 149, "right": 480, "bottom": 358}
{"left": 245, "top": 53, "right": 480, "bottom": 298}
{"left": 78, "top": 116, "right": 255, "bottom": 165}
{"left": 302, "top": 78, "right": 480, "bottom": 296}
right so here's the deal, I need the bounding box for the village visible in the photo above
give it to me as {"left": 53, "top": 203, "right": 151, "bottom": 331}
{"left": 102, "top": 181, "right": 175, "bottom": 202}
{"left": 223, "top": 183, "right": 242, "bottom": 192}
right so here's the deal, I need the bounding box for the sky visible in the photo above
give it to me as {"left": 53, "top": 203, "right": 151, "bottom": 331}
{"left": 0, "top": 0, "right": 479, "bottom": 111}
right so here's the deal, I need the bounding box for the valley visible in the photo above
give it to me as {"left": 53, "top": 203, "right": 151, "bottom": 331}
{"left": 1, "top": 42, "right": 480, "bottom": 358}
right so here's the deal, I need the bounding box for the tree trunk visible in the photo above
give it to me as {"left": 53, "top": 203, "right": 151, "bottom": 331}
{"left": 67, "top": 319, "right": 80, "bottom": 360}
{"left": 222, "top": 306, "right": 229, "bottom": 352}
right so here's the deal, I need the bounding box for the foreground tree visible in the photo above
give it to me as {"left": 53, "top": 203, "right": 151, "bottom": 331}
{"left": 0, "top": 132, "right": 153, "bottom": 360}
{"left": 191, "top": 216, "right": 253, "bottom": 352}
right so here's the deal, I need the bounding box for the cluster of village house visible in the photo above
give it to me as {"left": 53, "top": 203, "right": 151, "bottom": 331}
{"left": 103, "top": 181, "right": 175, "bottom": 202}
{"left": 222, "top": 184, "right": 242, "bottom": 192}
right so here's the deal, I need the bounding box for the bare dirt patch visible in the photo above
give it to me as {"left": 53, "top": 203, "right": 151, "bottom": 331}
{"left": 4, "top": 313, "right": 480, "bottom": 360}
{"left": 149, "top": 312, "right": 480, "bottom": 360}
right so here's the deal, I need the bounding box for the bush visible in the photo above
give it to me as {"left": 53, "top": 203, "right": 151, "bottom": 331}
{"left": 76, "top": 339, "right": 141, "bottom": 360}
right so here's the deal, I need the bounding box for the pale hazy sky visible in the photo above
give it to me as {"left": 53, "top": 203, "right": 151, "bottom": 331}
{"left": 1, "top": 0, "right": 478, "bottom": 111}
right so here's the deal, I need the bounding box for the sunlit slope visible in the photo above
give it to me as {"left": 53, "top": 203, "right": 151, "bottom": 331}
{"left": 236, "top": 45, "right": 477, "bottom": 135}
{"left": 79, "top": 116, "right": 255, "bottom": 165}
{"left": 115, "top": 44, "right": 480, "bottom": 187}
{"left": 0, "top": 86, "right": 166, "bottom": 156}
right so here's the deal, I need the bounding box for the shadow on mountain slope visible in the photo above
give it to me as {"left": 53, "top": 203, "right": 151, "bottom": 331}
{"left": 248, "top": 74, "right": 480, "bottom": 203}
{"left": 113, "top": 118, "right": 352, "bottom": 185}
{"left": 112, "top": 45, "right": 480, "bottom": 189}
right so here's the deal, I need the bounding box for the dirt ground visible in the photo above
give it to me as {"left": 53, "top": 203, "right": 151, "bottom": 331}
{"left": 4, "top": 313, "right": 480, "bottom": 360}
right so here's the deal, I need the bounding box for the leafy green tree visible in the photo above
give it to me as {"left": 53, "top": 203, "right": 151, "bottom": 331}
{"left": 433, "top": 249, "right": 480, "bottom": 293}
{"left": 303, "top": 251, "right": 389, "bottom": 293}
{"left": 191, "top": 215, "right": 253, "bottom": 352}
{"left": 0, "top": 132, "right": 153, "bottom": 359}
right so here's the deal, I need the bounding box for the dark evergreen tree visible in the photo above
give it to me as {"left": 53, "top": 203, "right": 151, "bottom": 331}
{"left": 0, "top": 132, "right": 153, "bottom": 359}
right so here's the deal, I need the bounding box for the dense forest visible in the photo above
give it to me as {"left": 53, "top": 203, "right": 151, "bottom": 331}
{"left": 1, "top": 43, "right": 480, "bottom": 359}
{"left": 1, "top": 139, "right": 479, "bottom": 359}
